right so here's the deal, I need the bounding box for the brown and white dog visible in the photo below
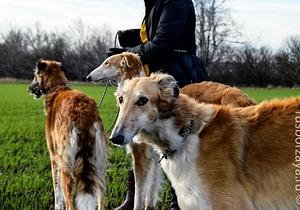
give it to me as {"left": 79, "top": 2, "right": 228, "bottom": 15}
{"left": 28, "top": 59, "right": 107, "bottom": 210}
{"left": 110, "top": 73, "right": 300, "bottom": 210}
{"left": 86, "top": 52, "right": 255, "bottom": 107}
{"left": 87, "top": 52, "right": 256, "bottom": 210}
{"left": 86, "top": 52, "right": 144, "bottom": 85}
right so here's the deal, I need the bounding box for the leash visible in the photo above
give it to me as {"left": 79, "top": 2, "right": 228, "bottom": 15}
{"left": 97, "top": 81, "right": 110, "bottom": 109}
{"left": 97, "top": 80, "right": 119, "bottom": 133}
{"left": 97, "top": 30, "right": 119, "bottom": 110}
{"left": 107, "top": 108, "right": 120, "bottom": 133}
{"left": 96, "top": 31, "right": 120, "bottom": 133}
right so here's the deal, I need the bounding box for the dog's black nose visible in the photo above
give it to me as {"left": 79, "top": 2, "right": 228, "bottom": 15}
{"left": 110, "top": 135, "right": 125, "bottom": 145}
{"left": 28, "top": 85, "right": 35, "bottom": 93}
{"left": 86, "top": 76, "right": 92, "bottom": 81}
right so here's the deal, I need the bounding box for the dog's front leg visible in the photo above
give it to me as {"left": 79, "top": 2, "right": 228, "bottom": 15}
{"left": 145, "top": 158, "right": 162, "bottom": 210}
{"left": 131, "top": 142, "right": 162, "bottom": 210}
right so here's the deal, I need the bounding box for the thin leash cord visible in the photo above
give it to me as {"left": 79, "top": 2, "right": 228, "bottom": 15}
{"left": 98, "top": 30, "right": 119, "bottom": 109}
{"left": 97, "top": 80, "right": 119, "bottom": 133}
{"left": 98, "top": 31, "right": 120, "bottom": 133}
{"left": 97, "top": 80, "right": 109, "bottom": 109}
{"left": 107, "top": 108, "right": 120, "bottom": 133}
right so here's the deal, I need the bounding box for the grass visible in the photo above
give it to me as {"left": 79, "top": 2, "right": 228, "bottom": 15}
{"left": 0, "top": 83, "right": 299, "bottom": 209}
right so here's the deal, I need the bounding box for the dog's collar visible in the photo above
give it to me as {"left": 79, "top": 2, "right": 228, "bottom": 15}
{"left": 158, "top": 150, "right": 177, "bottom": 163}
{"left": 158, "top": 119, "right": 195, "bottom": 163}
{"left": 179, "top": 120, "right": 195, "bottom": 141}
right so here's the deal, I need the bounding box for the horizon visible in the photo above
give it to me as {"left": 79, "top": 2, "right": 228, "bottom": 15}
{"left": 0, "top": 0, "right": 300, "bottom": 49}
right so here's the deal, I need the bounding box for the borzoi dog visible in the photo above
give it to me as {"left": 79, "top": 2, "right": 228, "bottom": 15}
{"left": 86, "top": 52, "right": 256, "bottom": 210}
{"left": 110, "top": 73, "right": 299, "bottom": 210}
{"left": 87, "top": 52, "right": 256, "bottom": 106}
{"left": 28, "top": 59, "right": 107, "bottom": 210}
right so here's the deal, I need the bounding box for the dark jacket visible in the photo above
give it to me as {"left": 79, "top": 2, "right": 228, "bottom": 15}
{"left": 119, "top": 0, "right": 208, "bottom": 87}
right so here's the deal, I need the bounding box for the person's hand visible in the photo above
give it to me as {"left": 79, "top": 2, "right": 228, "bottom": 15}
{"left": 107, "top": 48, "right": 128, "bottom": 57}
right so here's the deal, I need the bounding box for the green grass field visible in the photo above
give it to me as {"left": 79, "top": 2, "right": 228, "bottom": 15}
{"left": 0, "top": 83, "right": 299, "bottom": 210}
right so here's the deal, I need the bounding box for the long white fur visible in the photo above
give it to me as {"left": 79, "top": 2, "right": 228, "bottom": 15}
{"left": 133, "top": 165, "right": 152, "bottom": 210}
{"left": 93, "top": 122, "right": 107, "bottom": 196}
{"left": 73, "top": 122, "right": 106, "bottom": 210}
{"left": 55, "top": 170, "right": 65, "bottom": 210}
{"left": 136, "top": 107, "right": 214, "bottom": 210}
{"left": 133, "top": 151, "right": 159, "bottom": 210}
{"left": 76, "top": 193, "right": 96, "bottom": 210}
{"left": 161, "top": 134, "right": 212, "bottom": 210}
{"left": 145, "top": 157, "right": 163, "bottom": 208}
{"left": 93, "top": 122, "right": 107, "bottom": 210}
{"left": 62, "top": 125, "right": 78, "bottom": 177}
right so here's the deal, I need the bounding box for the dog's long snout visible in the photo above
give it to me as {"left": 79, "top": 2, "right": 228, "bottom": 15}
{"left": 110, "top": 124, "right": 127, "bottom": 145}
{"left": 86, "top": 75, "right": 92, "bottom": 82}
{"left": 109, "top": 134, "right": 125, "bottom": 145}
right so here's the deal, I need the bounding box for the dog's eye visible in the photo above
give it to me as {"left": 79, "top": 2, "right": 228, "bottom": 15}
{"left": 118, "top": 96, "right": 123, "bottom": 104}
{"left": 136, "top": 97, "right": 148, "bottom": 106}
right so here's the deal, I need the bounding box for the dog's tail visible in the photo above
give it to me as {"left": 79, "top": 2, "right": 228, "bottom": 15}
{"left": 74, "top": 122, "right": 107, "bottom": 210}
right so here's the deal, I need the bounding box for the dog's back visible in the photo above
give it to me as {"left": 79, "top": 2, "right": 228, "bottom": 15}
{"left": 198, "top": 97, "right": 300, "bottom": 209}
{"left": 181, "top": 81, "right": 256, "bottom": 107}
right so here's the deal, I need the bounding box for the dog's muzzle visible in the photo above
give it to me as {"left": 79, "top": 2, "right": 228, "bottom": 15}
{"left": 28, "top": 84, "right": 43, "bottom": 98}
{"left": 86, "top": 75, "right": 92, "bottom": 82}
{"left": 109, "top": 135, "right": 125, "bottom": 145}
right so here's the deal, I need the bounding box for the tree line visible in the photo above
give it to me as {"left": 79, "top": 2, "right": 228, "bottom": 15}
{"left": 207, "top": 37, "right": 300, "bottom": 87}
{"left": 194, "top": 0, "right": 300, "bottom": 87}
{"left": 0, "top": 0, "right": 299, "bottom": 87}
{"left": 0, "top": 22, "right": 112, "bottom": 81}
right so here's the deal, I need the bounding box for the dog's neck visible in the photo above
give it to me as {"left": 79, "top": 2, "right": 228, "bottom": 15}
{"left": 158, "top": 119, "right": 195, "bottom": 162}
{"left": 45, "top": 84, "right": 67, "bottom": 95}
{"left": 44, "top": 85, "right": 70, "bottom": 111}
{"left": 141, "top": 94, "right": 214, "bottom": 161}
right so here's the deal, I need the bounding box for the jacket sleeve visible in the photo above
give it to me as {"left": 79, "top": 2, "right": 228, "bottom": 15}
{"left": 129, "top": 0, "right": 189, "bottom": 63}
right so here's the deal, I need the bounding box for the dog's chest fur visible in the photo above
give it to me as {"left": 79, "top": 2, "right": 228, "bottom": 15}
{"left": 161, "top": 134, "right": 211, "bottom": 210}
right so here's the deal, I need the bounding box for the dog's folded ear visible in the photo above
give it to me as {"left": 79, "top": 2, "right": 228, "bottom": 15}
{"left": 120, "top": 54, "right": 132, "bottom": 69}
{"left": 120, "top": 53, "right": 142, "bottom": 70}
{"left": 60, "top": 64, "right": 66, "bottom": 72}
{"left": 37, "top": 59, "right": 47, "bottom": 72}
{"left": 151, "top": 73, "right": 179, "bottom": 102}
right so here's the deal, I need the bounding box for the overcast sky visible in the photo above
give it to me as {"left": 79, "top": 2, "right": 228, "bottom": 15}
{"left": 0, "top": 0, "right": 299, "bottom": 49}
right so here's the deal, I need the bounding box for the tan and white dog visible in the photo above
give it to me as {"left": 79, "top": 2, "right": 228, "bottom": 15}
{"left": 87, "top": 52, "right": 256, "bottom": 210}
{"left": 87, "top": 52, "right": 256, "bottom": 106}
{"left": 110, "top": 73, "right": 299, "bottom": 210}
{"left": 28, "top": 59, "right": 107, "bottom": 210}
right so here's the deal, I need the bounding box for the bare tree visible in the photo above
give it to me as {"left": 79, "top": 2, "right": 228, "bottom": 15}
{"left": 25, "top": 23, "right": 67, "bottom": 61}
{"left": 284, "top": 35, "right": 300, "bottom": 64}
{"left": 0, "top": 28, "right": 31, "bottom": 78}
{"left": 0, "top": 21, "right": 112, "bottom": 80}
{"left": 64, "top": 19, "right": 113, "bottom": 80}
{"left": 274, "top": 35, "right": 300, "bottom": 86}
{"left": 194, "top": 0, "right": 243, "bottom": 65}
